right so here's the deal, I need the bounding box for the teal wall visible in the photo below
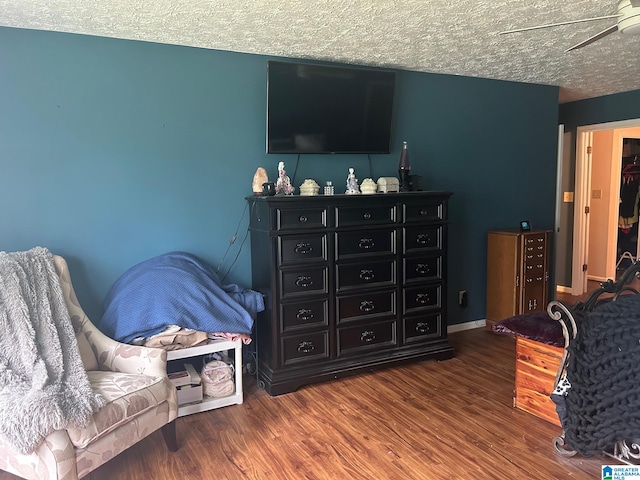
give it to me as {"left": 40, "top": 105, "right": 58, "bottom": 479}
{"left": 557, "top": 90, "right": 640, "bottom": 286}
{"left": 560, "top": 89, "right": 640, "bottom": 131}
{"left": 0, "top": 26, "right": 560, "bottom": 325}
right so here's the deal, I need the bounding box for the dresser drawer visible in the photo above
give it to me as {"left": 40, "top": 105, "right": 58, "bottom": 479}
{"left": 404, "top": 255, "right": 442, "bottom": 284}
{"left": 336, "top": 229, "right": 395, "bottom": 259}
{"left": 336, "top": 259, "right": 395, "bottom": 291}
{"left": 276, "top": 208, "right": 327, "bottom": 231}
{"left": 337, "top": 290, "right": 396, "bottom": 323}
{"left": 404, "top": 226, "right": 442, "bottom": 253}
{"left": 279, "top": 267, "right": 327, "bottom": 298}
{"left": 404, "top": 313, "right": 441, "bottom": 343}
{"left": 404, "top": 200, "right": 445, "bottom": 223}
{"left": 404, "top": 284, "right": 441, "bottom": 313}
{"left": 338, "top": 320, "right": 397, "bottom": 356}
{"left": 279, "top": 234, "right": 327, "bottom": 265}
{"left": 282, "top": 332, "right": 329, "bottom": 366}
{"left": 281, "top": 298, "right": 329, "bottom": 332}
{"left": 335, "top": 205, "right": 396, "bottom": 227}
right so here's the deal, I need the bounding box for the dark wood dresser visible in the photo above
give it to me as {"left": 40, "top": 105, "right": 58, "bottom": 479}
{"left": 246, "top": 191, "right": 454, "bottom": 395}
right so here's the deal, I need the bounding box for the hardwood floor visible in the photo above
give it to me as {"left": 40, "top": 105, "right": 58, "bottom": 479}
{"left": 1, "top": 329, "right": 606, "bottom": 479}
{"left": 555, "top": 280, "right": 602, "bottom": 305}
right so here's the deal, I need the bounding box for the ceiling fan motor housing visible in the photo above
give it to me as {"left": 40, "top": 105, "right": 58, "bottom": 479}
{"left": 618, "top": 0, "right": 640, "bottom": 35}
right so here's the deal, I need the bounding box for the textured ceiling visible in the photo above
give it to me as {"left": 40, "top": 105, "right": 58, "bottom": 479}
{"left": 2, "top": 0, "right": 640, "bottom": 103}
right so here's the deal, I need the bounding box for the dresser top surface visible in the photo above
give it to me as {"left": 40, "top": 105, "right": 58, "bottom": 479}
{"left": 246, "top": 191, "right": 453, "bottom": 204}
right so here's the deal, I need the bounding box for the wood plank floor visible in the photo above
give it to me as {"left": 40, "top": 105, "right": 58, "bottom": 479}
{"left": 1, "top": 329, "right": 607, "bottom": 479}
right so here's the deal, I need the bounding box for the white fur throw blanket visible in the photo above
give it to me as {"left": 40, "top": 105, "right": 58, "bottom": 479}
{"left": 0, "top": 247, "right": 105, "bottom": 454}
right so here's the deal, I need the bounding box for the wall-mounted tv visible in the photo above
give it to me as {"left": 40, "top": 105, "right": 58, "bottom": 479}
{"left": 267, "top": 61, "right": 396, "bottom": 154}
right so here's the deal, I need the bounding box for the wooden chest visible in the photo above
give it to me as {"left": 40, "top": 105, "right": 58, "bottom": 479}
{"left": 514, "top": 336, "right": 563, "bottom": 427}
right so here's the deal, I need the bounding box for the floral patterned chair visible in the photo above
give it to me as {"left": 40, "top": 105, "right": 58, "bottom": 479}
{"left": 0, "top": 255, "right": 179, "bottom": 480}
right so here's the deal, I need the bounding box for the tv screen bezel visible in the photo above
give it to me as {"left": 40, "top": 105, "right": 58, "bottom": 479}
{"left": 266, "top": 60, "right": 396, "bottom": 155}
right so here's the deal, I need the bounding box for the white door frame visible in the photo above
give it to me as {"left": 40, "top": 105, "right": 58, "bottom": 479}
{"left": 572, "top": 118, "right": 640, "bottom": 294}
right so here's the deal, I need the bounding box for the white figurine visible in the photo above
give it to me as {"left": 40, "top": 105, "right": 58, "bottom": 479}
{"left": 275, "top": 161, "right": 295, "bottom": 195}
{"left": 346, "top": 168, "right": 361, "bottom": 194}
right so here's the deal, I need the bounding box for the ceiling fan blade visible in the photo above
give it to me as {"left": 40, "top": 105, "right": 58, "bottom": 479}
{"left": 631, "top": 0, "right": 640, "bottom": 7}
{"left": 499, "top": 14, "right": 619, "bottom": 35}
{"left": 565, "top": 24, "right": 619, "bottom": 52}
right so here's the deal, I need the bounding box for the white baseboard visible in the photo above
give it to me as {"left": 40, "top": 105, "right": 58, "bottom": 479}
{"left": 447, "top": 319, "right": 486, "bottom": 333}
{"left": 556, "top": 285, "right": 571, "bottom": 294}
{"left": 587, "top": 275, "right": 607, "bottom": 283}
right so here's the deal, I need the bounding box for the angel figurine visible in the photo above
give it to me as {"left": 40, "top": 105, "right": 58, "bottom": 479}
{"left": 345, "top": 167, "right": 360, "bottom": 194}
{"left": 275, "top": 161, "right": 295, "bottom": 195}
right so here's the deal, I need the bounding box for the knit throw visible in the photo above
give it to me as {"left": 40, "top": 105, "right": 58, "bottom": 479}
{"left": 564, "top": 293, "right": 640, "bottom": 455}
{"left": 0, "top": 247, "right": 105, "bottom": 454}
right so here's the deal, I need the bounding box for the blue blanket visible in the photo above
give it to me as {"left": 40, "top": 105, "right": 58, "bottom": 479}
{"left": 98, "top": 252, "right": 263, "bottom": 344}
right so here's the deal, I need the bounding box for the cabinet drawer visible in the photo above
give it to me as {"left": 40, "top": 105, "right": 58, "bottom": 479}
{"left": 336, "top": 205, "right": 396, "bottom": 227}
{"left": 404, "top": 200, "right": 445, "bottom": 223}
{"left": 276, "top": 208, "right": 327, "bottom": 231}
{"left": 404, "top": 255, "right": 442, "bottom": 283}
{"left": 336, "top": 229, "right": 395, "bottom": 259}
{"left": 337, "top": 290, "right": 396, "bottom": 323}
{"left": 336, "top": 259, "right": 395, "bottom": 291}
{"left": 404, "top": 284, "right": 441, "bottom": 313}
{"left": 282, "top": 332, "right": 329, "bottom": 366}
{"left": 279, "top": 267, "right": 327, "bottom": 298}
{"left": 404, "top": 226, "right": 442, "bottom": 253}
{"left": 279, "top": 234, "right": 327, "bottom": 265}
{"left": 524, "top": 250, "right": 545, "bottom": 267}
{"left": 338, "top": 320, "right": 397, "bottom": 356}
{"left": 524, "top": 233, "right": 547, "bottom": 247}
{"left": 281, "top": 298, "right": 328, "bottom": 332}
{"left": 404, "top": 313, "right": 441, "bottom": 343}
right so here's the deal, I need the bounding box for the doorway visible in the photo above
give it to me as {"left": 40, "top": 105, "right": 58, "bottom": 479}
{"left": 570, "top": 119, "right": 640, "bottom": 295}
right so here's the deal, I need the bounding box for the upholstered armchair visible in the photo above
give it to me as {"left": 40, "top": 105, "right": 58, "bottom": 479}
{"left": 0, "top": 255, "right": 178, "bottom": 480}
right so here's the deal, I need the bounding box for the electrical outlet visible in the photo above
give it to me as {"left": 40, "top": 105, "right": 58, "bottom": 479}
{"left": 458, "top": 290, "right": 468, "bottom": 308}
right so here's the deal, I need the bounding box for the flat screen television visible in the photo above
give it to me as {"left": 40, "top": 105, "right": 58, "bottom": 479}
{"left": 267, "top": 61, "right": 396, "bottom": 154}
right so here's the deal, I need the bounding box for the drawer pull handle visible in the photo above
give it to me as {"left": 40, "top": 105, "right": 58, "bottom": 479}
{"left": 416, "top": 233, "right": 430, "bottom": 245}
{"left": 360, "top": 330, "right": 376, "bottom": 343}
{"left": 363, "top": 212, "right": 371, "bottom": 220}
{"left": 538, "top": 246, "right": 544, "bottom": 250}
{"left": 296, "top": 308, "right": 314, "bottom": 321}
{"left": 295, "top": 276, "right": 313, "bottom": 288}
{"left": 416, "top": 263, "right": 430, "bottom": 275}
{"left": 358, "top": 238, "right": 374, "bottom": 249}
{"left": 359, "top": 269, "right": 375, "bottom": 281}
{"left": 297, "top": 341, "right": 315, "bottom": 353}
{"left": 526, "top": 265, "right": 533, "bottom": 270}
{"left": 416, "top": 293, "right": 430, "bottom": 304}
{"left": 416, "top": 322, "right": 430, "bottom": 334}
{"left": 299, "top": 215, "right": 308, "bottom": 223}
{"left": 420, "top": 209, "right": 429, "bottom": 216}
{"left": 359, "top": 300, "right": 375, "bottom": 312}
{"left": 527, "top": 278, "right": 533, "bottom": 283}
{"left": 537, "top": 276, "right": 543, "bottom": 281}
{"left": 294, "top": 242, "right": 313, "bottom": 254}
